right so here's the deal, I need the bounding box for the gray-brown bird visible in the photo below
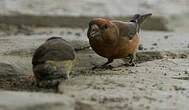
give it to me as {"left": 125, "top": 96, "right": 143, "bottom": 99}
{"left": 87, "top": 13, "right": 152, "bottom": 69}
{"left": 32, "top": 37, "right": 75, "bottom": 87}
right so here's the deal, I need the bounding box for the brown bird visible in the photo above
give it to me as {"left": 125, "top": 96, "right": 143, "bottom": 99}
{"left": 87, "top": 13, "right": 152, "bottom": 69}
{"left": 32, "top": 37, "right": 75, "bottom": 87}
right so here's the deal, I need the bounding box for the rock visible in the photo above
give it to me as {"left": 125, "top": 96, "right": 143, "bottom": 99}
{"left": 164, "top": 35, "right": 169, "bottom": 39}
{"left": 184, "top": 70, "right": 189, "bottom": 74}
{"left": 150, "top": 47, "right": 154, "bottom": 50}
{"left": 138, "top": 44, "right": 144, "bottom": 50}
{"left": 0, "top": 91, "right": 75, "bottom": 110}
{"left": 75, "top": 33, "right": 81, "bottom": 37}
{"left": 152, "top": 43, "right": 158, "bottom": 46}
{"left": 0, "top": 63, "right": 18, "bottom": 76}
{"left": 75, "top": 101, "right": 106, "bottom": 110}
{"left": 67, "top": 31, "right": 72, "bottom": 35}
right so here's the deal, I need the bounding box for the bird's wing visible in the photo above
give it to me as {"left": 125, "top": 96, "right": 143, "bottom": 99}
{"left": 32, "top": 39, "right": 75, "bottom": 65}
{"left": 112, "top": 21, "right": 138, "bottom": 40}
{"left": 32, "top": 43, "right": 48, "bottom": 65}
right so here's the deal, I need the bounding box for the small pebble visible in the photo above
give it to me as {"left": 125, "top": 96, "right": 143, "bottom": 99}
{"left": 150, "top": 47, "right": 154, "bottom": 50}
{"left": 60, "top": 31, "right": 64, "bottom": 35}
{"left": 152, "top": 43, "right": 158, "bottom": 46}
{"left": 159, "top": 87, "right": 163, "bottom": 90}
{"left": 168, "top": 95, "right": 172, "bottom": 98}
{"left": 24, "top": 32, "right": 32, "bottom": 36}
{"left": 67, "top": 31, "right": 72, "bottom": 34}
{"left": 159, "top": 100, "right": 163, "bottom": 103}
{"left": 187, "top": 44, "right": 189, "bottom": 48}
{"left": 146, "top": 106, "right": 150, "bottom": 109}
{"left": 184, "top": 70, "right": 188, "bottom": 74}
{"left": 164, "top": 73, "right": 167, "bottom": 76}
{"left": 48, "top": 31, "right": 53, "bottom": 34}
{"left": 89, "top": 55, "right": 92, "bottom": 57}
{"left": 71, "top": 94, "right": 75, "bottom": 97}
{"left": 138, "top": 44, "right": 144, "bottom": 50}
{"left": 164, "top": 35, "right": 169, "bottom": 39}
{"left": 75, "top": 32, "right": 81, "bottom": 36}
{"left": 180, "top": 54, "right": 187, "bottom": 58}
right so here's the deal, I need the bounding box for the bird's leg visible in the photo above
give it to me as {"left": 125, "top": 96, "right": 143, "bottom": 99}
{"left": 92, "top": 58, "right": 113, "bottom": 69}
{"left": 102, "top": 58, "right": 114, "bottom": 67}
{"left": 128, "top": 53, "right": 136, "bottom": 66}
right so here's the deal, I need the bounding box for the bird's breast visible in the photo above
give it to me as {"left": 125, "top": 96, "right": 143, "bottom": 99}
{"left": 89, "top": 34, "right": 139, "bottom": 59}
{"left": 89, "top": 38, "right": 116, "bottom": 58}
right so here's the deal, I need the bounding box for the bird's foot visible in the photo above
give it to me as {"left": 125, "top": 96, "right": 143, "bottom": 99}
{"left": 91, "top": 58, "right": 114, "bottom": 70}
{"left": 129, "top": 62, "right": 136, "bottom": 67}
{"left": 36, "top": 79, "right": 62, "bottom": 89}
{"left": 124, "top": 62, "right": 136, "bottom": 67}
{"left": 92, "top": 64, "right": 113, "bottom": 70}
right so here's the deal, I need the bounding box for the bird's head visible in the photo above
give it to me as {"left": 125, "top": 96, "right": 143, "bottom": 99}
{"left": 87, "top": 18, "right": 119, "bottom": 44}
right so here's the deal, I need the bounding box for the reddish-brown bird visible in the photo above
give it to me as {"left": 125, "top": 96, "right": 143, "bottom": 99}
{"left": 87, "top": 13, "right": 152, "bottom": 68}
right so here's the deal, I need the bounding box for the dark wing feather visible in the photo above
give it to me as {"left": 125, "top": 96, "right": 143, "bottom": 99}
{"left": 111, "top": 21, "right": 138, "bottom": 40}
{"left": 32, "top": 37, "right": 75, "bottom": 65}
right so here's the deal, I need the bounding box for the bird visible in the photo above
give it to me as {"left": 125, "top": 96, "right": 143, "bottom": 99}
{"left": 87, "top": 13, "right": 152, "bottom": 69}
{"left": 32, "top": 37, "right": 75, "bottom": 87}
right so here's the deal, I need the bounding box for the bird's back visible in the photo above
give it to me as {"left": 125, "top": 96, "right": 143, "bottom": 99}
{"left": 32, "top": 37, "right": 75, "bottom": 87}
{"left": 111, "top": 20, "right": 139, "bottom": 39}
{"left": 32, "top": 37, "right": 75, "bottom": 65}
{"left": 107, "top": 21, "right": 139, "bottom": 58}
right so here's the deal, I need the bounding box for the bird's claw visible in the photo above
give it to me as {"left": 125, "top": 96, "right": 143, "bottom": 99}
{"left": 124, "top": 62, "right": 136, "bottom": 67}
{"left": 92, "top": 65, "right": 113, "bottom": 70}
{"left": 129, "top": 62, "right": 136, "bottom": 67}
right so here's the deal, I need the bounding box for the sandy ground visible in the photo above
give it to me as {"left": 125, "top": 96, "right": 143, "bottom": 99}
{"left": 60, "top": 59, "right": 189, "bottom": 110}
{"left": 0, "top": 0, "right": 189, "bottom": 110}
{"left": 0, "top": 27, "right": 188, "bottom": 110}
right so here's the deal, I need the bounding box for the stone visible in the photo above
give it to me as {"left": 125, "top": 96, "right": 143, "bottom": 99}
{"left": 75, "top": 101, "right": 107, "bottom": 110}
{"left": 0, "top": 63, "right": 18, "bottom": 76}
{"left": 138, "top": 44, "right": 144, "bottom": 50}
{"left": 0, "top": 91, "right": 75, "bottom": 110}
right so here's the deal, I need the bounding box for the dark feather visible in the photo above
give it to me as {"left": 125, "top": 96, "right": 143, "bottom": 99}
{"left": 32, "top": 37, "right": 75, "bottom": 65}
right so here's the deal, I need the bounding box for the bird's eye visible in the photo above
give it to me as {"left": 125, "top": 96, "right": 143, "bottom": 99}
{"left": 103, "top": 24, "right": 108, "bottom": 30}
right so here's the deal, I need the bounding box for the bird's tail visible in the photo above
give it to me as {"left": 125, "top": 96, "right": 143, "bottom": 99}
{"left": 130, "top": 13, "right": 152, "bottom": 26}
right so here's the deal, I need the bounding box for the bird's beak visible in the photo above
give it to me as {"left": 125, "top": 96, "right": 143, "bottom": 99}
{"left": 142, "top": 13, "right": 152, "bottom": 19}
{"left": 140, "top": 13, "right": 152, "bottom": 23}
{"left": 90, "top": 24, "right": 101, "bottom": 38}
